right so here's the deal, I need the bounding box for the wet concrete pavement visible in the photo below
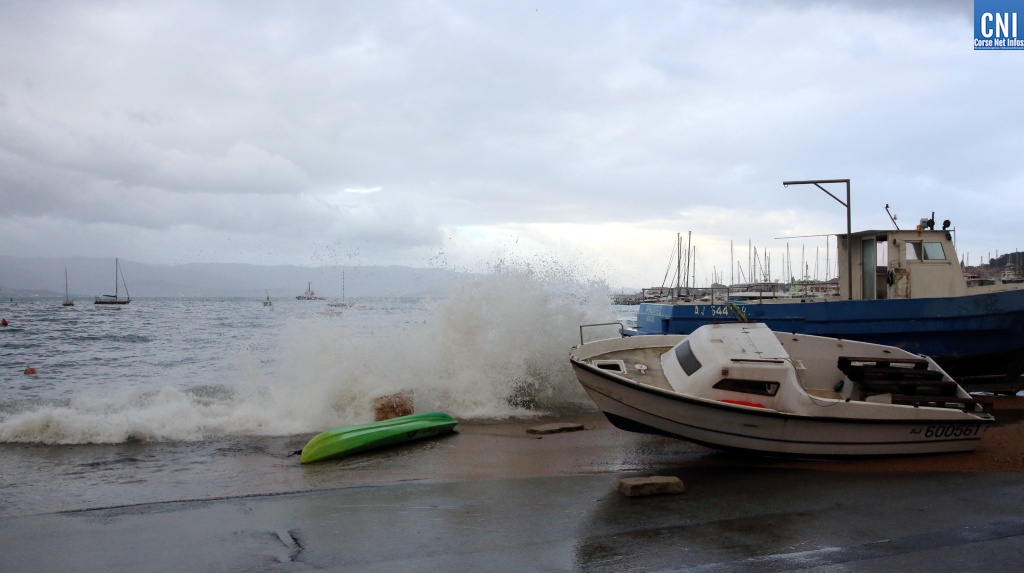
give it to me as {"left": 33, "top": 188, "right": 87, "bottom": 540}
{"left": 3, "top": 466, "right": 1024, "bottom": 572}
{"left": 5, "top": 411, "right": 1024, "bottom": 572}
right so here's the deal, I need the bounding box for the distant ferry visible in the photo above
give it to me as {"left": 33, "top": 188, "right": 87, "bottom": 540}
{"left": 296, "top": 282, "right": 323, "bottom": 300}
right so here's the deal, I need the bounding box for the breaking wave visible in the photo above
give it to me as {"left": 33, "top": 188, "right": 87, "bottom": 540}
{"left": 0, "top": 261, "right": 618, "bottom": 444}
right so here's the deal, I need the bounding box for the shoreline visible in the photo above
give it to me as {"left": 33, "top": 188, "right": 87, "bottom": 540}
{"left": 311, "top": 399, "right": 1024, "bottom": 487}
{"left": 3, "top": 398, "right": 1022, "bottom": 519}
{"left": 4, "top": 401, "right": 1024, "bottom": 571}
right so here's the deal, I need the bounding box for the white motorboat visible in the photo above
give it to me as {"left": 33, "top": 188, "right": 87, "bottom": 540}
{"left": 570, "top": 322, "right": 993, "bottom": 457}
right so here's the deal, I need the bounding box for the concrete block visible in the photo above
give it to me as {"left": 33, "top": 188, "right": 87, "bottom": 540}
{"left": 617, "top": 476, "right": 685, "bottom": 497}
{"left": 526, "top": 423, "right": 585, "bottom": 435}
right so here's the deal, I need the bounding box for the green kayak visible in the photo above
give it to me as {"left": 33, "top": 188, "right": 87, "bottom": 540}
{"left": 300, "top": 412, "right": 458, "bottom": 464}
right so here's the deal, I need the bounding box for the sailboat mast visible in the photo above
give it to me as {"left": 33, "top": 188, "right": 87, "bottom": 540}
{"left": 121, "top": 260, "right": 130, "bottom": 300}
{"left": 685, "top": 231, "right": 692, "bottom": 293}
{"left": 676, "top": 233, "right": 681, "bottom": 298}
{"left": 730, "top": 241, "right": 734, "bottom": 286}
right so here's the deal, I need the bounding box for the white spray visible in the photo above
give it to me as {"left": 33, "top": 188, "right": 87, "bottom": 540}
{"left": 0, "top": 260, "right": 617, "bottom": 444}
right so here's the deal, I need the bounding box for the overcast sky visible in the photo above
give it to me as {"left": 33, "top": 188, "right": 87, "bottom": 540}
{"left": 1, "top": 1, "right": 1019, "bottom": 288}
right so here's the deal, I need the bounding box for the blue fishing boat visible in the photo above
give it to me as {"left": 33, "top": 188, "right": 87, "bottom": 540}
{"left": 634, "top": 223, "right": 1024, "bottom": 393}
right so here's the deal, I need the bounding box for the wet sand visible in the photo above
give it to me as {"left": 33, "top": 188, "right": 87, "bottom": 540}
{"left": 296, "top": 398, "right": 1024, "bottom": 487}
{"left": 3, "top": 401, "right": 1024, "bottom": 571}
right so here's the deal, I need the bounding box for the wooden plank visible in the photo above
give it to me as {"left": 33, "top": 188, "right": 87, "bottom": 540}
{"left": 837, "top": 356, "right": 930, "bottom": 370}
{"left": 850, "top": 366, "right": 947, "bottom": 381}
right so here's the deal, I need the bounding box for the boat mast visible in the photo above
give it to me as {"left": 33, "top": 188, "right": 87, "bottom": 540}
{"left": 685, "top": 231, "right": 692, "bottom": 294}
{"left": 801, "top": 245, "right": 806, "bottom": 281}
{"left": 749, "top": 239, "right": 757, "bottom": 288}
{"left": 120, "top": 259, "right": 130, "bottom": 300}
{"left": 690, "top": 243, "right": 695, "bottom": 293}
{"left": 676, "top": 233, "right": 681, "bottom": 299}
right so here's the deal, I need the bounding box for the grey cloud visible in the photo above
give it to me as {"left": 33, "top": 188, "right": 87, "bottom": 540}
{"left": 0, "top": 1, "right": 1020, "bottom": 280}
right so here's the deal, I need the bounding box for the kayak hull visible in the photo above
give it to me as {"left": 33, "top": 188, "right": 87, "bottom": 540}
{"left": 300, "top": 412, "right": 458, "bottom": 464}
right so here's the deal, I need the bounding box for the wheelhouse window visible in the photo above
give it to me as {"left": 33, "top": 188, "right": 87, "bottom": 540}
{"left": 923, "top": 242, "right": 945, "bottom": 260}
{"left": 674, "top": 340, "right": 702, "bottom": 375}
{"left": 906, "top": 242, "right": 922, "bottom": 260}
{"left": 712, "top": 378, "right": 780, "bottom": 397}
{"left": 906, "top": 241, "right": 947, "bottom": 261}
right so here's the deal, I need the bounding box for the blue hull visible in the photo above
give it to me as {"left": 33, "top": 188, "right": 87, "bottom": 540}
{"left": 636, "top": 290, "right": 1024, "bottom": 386}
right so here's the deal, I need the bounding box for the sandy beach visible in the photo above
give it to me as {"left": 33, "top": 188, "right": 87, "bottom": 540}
{"left": 3, "top": 399, "right": 1024, "bottom": 572}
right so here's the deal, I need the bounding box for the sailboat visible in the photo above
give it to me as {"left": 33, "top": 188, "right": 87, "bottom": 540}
{"left": 327, "top": 271, "right": 353, "bottom": 307}
{"left": 94, "top": 258, "right": 131, "bottom": 305}
{"left": 62, "top": 268, "right": 74, "bottom": 306}
{"left": 263, "top": 290, "right": 273, "bottom": 307}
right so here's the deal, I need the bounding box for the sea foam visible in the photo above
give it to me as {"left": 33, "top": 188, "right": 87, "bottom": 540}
{"left": 0, "top": 261, "right": 617, "bottom": 444}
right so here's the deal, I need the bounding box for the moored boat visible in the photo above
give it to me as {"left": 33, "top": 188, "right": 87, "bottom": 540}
{"left": 296, "top": 282, "right": 323, "bottom": 300}
{"left": 327, "top": 271, "right": 352, "bottom": 307}
{"left": 94, "top": 258, "right": 131, "bottom": 305}
{"left": 62, "top": 267, "right": 74, "bottom": 307}
{"left": 571, "top": 322, "right": 993, "bottom": 457}
{"left": 300, "top": 412, "right": 458, "bottom": 463}
{"left": 635, "top": 215, "right": 1024, "bottom": 393}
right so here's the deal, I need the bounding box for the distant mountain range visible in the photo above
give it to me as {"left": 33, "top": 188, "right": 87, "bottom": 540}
{"left": 0, "top": 256, "right": 467, "bottom": 299}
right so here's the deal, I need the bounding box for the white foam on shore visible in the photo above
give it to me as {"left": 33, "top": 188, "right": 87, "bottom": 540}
{"left": 0, "top": 261, "right": 616, "bottom": 444}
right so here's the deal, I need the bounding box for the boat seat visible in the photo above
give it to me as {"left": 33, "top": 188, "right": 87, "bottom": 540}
{"left": 889, "top": 395, "right": 991, "bottom": 413}
{"left": 855, "top": 378, "right": 958, "bottom": 397}
{"left": 847, "top": 366, "right": 946, "bottom": 382}
{"left": 837, "top": 356, "right": 931, "bottom": 370}
{"left": 838, "top": 356, "right": 957, "bottom": 397}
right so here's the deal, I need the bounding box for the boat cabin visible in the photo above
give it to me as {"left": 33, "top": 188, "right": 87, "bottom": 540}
{"left": 838, "top": 226, "right": 967, "bottom": 300}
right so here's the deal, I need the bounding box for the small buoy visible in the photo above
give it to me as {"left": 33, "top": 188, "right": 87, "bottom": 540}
{"left": 1, "top": 318, "right": 7, "bottom": 326}
{"left": 24, "top": 367, "right": 37, "bottom": 375}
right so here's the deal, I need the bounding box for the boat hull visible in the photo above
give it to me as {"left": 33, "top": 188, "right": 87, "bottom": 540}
{"left": 636, "top": 289, "right": 1024, "bottom": 388}
{"left": 571, "top": 362, "right": 990, "bottom": 457}
{"left": 300, "top": 412, "right": 457, "bottom": 464}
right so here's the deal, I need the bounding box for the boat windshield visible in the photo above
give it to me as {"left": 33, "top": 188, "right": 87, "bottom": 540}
{"left": 674, "top": 340, "right": 703, "bottom": 375}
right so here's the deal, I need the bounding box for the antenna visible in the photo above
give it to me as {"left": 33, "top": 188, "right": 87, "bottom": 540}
{"left": 885, "top": 204, "right": 899, "bottom": 230}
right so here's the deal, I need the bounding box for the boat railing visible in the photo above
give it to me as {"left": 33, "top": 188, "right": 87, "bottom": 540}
{"left": 578, "top": 322, "right": 625, "bottom": 345}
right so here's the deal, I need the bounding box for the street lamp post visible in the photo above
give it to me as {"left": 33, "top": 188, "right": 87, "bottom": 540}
{"left": 782, "top": 179, "right": 852, "bottom": 300}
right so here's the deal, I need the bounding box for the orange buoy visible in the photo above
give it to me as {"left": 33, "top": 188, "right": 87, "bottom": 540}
{"left": 24, "top": 367, "right": 37, "bottom": 375}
